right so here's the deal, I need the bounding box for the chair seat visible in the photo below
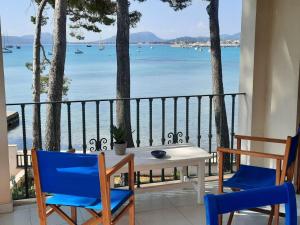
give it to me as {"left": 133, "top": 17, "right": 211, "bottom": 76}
{"left": 223, "top": 165, "right": 276, "bottom": 190}
{"left": 46, "top": 189, "right": 133, "bottom": 213}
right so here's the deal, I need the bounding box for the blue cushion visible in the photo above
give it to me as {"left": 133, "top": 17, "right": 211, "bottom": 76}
{"left": 223, "top": 164, "right": 276, "bottom": 190}
{"left": 46, "top": 189, "right": 133, "bottom": 213}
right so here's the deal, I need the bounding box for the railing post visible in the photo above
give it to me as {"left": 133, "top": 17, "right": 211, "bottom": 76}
{"left": 197, "top": 96, "right": 202, "bottom": 147}
{"left": 37, "top": 103, "right": 42, "bottom": 149}
{"left": 96, "top": 101, "right": 100, "bottom": 150}
{"left": 136, "top": 99, "right": 141, "bottom": 187}
{"left": 149, "top": 98, "right": 153, "bottom": 183}
{"left": 230, "top": 94, "right": 236, "bottom": 172}
{"left": 161, "top": 97, "right": 166, "bottom": 182}
{"left": 185, "top": 97, "right": 190, "bottom": 143}
{"left": 161, "top": 98, "right": 166, "bottom": 145}
{"left": 21, "top": 104, "right": 29, "bottom": 198}
{"left": 136, "top": 99, "right": 140, "bottom": 147}
{"left": 67, "top": 102, "right": 72, "bottom": 150}
{"left": 109, "top": 100, "right": 114, "bottom": 150}
{"left": 208, "top": 96, "right": 213, "bottom": 176}
{"left": 173, "top": 97, "right": 178, "bottom": 180}
{"left": 173, "top": 97, "right": 178, "bottom": 144}
{"left": 149, "top": 98, "right": 153, "bottom": 146}
{"left": 81, "top": 102, "right": 87, "bottom": 154}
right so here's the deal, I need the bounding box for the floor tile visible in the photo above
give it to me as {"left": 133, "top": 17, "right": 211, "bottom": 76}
{"left": 136, "top": 207, "right": 192, "bottom": 225}
{"left": 0, "top": 208, "right": 31, "bottom": 225}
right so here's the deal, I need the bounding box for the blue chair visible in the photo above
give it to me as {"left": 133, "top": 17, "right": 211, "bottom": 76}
{"left": 204, "top": 183, "right": 297, "bottom": 225}
{"left": 218, "top": 127, "right": 300, "bottom": 225}
{"left": 31, "top": 150, "right": 135, "bottom": 225}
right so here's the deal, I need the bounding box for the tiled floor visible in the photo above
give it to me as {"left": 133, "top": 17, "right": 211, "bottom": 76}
{"left": 1, "top": 182, "right": 299, "bottom": 225}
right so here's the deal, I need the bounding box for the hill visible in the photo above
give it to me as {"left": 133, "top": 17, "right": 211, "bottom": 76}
{"left": 2, "top": 31, "right": 240, "bottom": 45}
{"left": 2, "top": 33, "right": 53, "bottom": 45}
{"left": 103, "top": 31, "right": 164, "bottom": 43}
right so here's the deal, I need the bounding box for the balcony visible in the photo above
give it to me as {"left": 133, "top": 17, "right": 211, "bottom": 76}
{"left": 7, "top": 93, "right": 242, "bottom": 199}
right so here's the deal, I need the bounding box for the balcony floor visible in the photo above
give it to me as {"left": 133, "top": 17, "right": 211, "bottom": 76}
{"left": 1, "top": 181, "right": 299, "bottom": 225}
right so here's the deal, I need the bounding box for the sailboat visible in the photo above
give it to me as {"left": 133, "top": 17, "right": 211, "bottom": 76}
{"left": 75, "top": 49, "right": 84, "bottom": 54}
{"left": 2, "top": 48, "right": 12, "bottom": 53}
{"left": 2, "top": 35, "right": 12, "bottom": 53}
{"left": 99, "top": 35, "right": 105, "bottom": 51}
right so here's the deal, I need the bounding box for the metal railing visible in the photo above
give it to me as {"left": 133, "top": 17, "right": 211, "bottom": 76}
{"left": 7, "top": 92, "right": 244, "bottom": 199}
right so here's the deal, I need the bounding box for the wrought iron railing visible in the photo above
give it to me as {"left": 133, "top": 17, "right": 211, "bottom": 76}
{"left": 7, "top": 92, "right": 244, "bottom": 199}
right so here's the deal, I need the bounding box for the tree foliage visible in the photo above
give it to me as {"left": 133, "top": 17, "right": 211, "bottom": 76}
{"left": 25, "top": 60, "right": 71, "bottom": 97}
{"left": 160, "top": 0, "right": 192, "bottom": 10}
{"left": 33, "top": 0, "right": 116, "bottom": 40}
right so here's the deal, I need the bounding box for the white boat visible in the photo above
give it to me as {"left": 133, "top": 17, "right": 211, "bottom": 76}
{"left": 75, "top": 49, "right": 83, "bottom": 54}
{"left": 99, "top": 45, "right": 105, "bottom": 51}
{"left": 99, "top": 36, "right": 105, "bottom": 51}
{"left": 2, "top": 48, "right": 12, "bottom": 53}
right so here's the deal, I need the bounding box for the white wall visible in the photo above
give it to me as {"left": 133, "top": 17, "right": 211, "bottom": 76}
{"left": 239, "top": 0, "right": 300, "bottom": 167}
{"left": 0, "top": 25, "right": 13, "bottom": 213}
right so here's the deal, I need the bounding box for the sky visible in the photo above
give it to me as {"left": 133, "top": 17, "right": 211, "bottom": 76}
{"left": 0, "top": 0, "right": 242, "bottom": 42}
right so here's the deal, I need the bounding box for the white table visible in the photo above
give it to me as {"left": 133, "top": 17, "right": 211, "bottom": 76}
{"left": 95, "top": 144, "right": 212, "bottom": 204}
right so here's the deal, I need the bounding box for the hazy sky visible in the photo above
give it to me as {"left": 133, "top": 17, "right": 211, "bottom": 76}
{"left": 0, "top": 0, "right": 242, "bottom": 41}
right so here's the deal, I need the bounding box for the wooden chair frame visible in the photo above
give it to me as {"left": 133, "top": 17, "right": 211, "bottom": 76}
{"left": 218, "top": 134, "right": 297, "bottom": 225}
{"left": 32, "top": 150, "right": 135, "bottom": 225}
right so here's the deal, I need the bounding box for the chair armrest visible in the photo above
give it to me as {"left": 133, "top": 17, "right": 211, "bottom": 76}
{"left": 106, "top": 154, "right": 134, "bottom": 177}
{"left": 235, "top": 135, "right": 286, "bottom": 144}
{"left": 218, "top": 148, "right": 285, "bottom": 160}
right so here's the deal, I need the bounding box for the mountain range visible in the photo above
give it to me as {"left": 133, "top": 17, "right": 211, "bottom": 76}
{"left": 2, "top": 31, "right": 240, "bottom": 45}
{"left": 101, "top": 32, "right": 240, "bottom": 43}
{"left": 2, "top": 33, "right": 53, "bottom": 45}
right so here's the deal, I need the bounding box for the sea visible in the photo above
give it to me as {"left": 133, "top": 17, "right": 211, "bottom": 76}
{"left": 3, "top": 44, "right": 240, "bottom": 151}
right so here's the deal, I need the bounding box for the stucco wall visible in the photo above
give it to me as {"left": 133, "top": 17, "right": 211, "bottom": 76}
{"left": 239, "top": 0, "right": 300, "bottom": 167}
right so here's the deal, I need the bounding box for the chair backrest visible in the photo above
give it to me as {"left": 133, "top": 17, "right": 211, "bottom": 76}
{"left": 33, "top": 150, "right": 100, "bottom": 198}
{"left": 204, "top": 183, "right": 297, "bottom": 225}
{"left": 285, "top": 127, "right": 300, "bottom": 182}
{"left": 287, "top": 127, "right": 300, "bottom": 168}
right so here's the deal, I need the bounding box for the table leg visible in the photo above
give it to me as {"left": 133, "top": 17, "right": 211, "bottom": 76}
{"left": 110, "top": 175, "right": 114, "bottom": 188}
{"left": 197, "top": 162, "right": 205, "bottom": 204}
{"left": 180, "top": 166, "right": 188, "bottom": 182}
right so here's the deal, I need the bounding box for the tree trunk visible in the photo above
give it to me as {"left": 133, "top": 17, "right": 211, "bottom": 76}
{"left": 32, "top": 0, "right": 48, "bottom": 149}
{"left": 116, "top": 0, "right": 134, "bottom": 147}
{"left": 45, "top": 0, "right": 67, "bottom": 151}
{"left": 207, "top": 0, "right": 231, "bottom": 170}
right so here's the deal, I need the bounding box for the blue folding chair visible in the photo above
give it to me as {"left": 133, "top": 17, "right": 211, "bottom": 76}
{"left": 32, "top": 150, "right": 135, "bottom": 225}
{"left": 218, "top": 127, "right": 300, "bottom": 225}
{"left": 204, "top": 183, "right": 297, "bottom": 225}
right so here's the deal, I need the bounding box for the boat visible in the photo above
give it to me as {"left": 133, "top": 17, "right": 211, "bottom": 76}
{"left": 99, "top": 45, "right": 105, "bottom": 51}
{"left": 75, "top": 49, "right": 83, "bottom": 54}
{"left": 98, "top": 36, "right": 105, "bottom": 51}
{"left": 86, "top": 44, "right": 92, "bottom": 47}
{"left": 138, "top": 42, "right": 142, "bottom": 48}
{"left": 5, "top": 45, "right": 13, "bottom": 48}
{"left": 2, "top": 48, "right": 12, "bottom": 53}
{"left": 16, "top": 45, "right": 21, "bottom": 49}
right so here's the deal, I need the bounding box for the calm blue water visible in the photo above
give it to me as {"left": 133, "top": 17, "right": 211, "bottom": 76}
{"left": 4, "top": 44, "right": 240, "bottom": 150}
